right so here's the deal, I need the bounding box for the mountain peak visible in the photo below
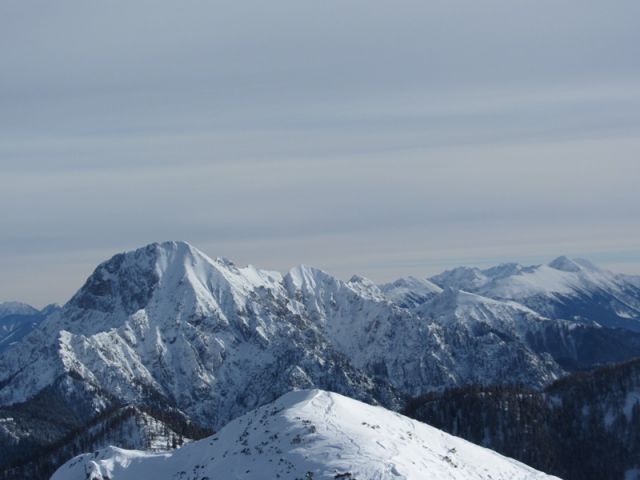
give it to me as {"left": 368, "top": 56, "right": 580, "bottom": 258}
{"left": 153, "top": 239, "right": 194, "bottom": 250}
{"left": 68, "top": 243, "right": 165, "bottom": 314}
{"left": 548, "top": 256, "right": 582, "bottom": 272}
{"left": 348, "top": 274, "right": 374, "bottom": 285}
{"left": 284, "top": 264, "right": 335, "bottom": 292}
{"left": 572, "top": 258, "right": 600, "bottom": 271}
{"left": 66, "top": 241, "right": 222, "bottom": 315}
{"left": 152, "top": 240, "right": 215, "bottom": 269}
{"left": 0, "top": 301, "right": 39, "bottom": 318}
{"left": 430, "top": 266, "right": 487, "bottom": 292}
{"left": 482, "top": 262, "right": 524, "bottom": 279}
{"left": 386, "top": 275, "right": 443, "bottom": 292}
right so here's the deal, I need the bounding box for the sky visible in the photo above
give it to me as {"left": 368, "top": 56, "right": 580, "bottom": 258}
{"left": 1, "top": 0, "right": 640, "bottom": 307}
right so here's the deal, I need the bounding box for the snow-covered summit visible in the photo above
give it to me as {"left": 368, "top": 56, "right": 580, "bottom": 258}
{"left": 51, "top": 389, "right": 558, "bottom": 480}
{"left": 421, "top": 287, "right": 556, "bottom": 339}
{"left": 548, "top": 255, "right": 584, "bottom": 272}
{"left": 0, "top": 301, "right": 38, "bottom": 318}
{"left": 0, "top": 242, "right": 401, "bottom": 425}
{"left": 430, "top": 266, "right": 489, "bottom": 292}
{"left": 68, "top": 240, "right": 283, "bottom": 319}
{"left": 547, "top": 255, "right": 600, "bottom": 273}
{"left": 0, "top": 301, "right": 52, "bottom": 354}
{"left": 380, "top": 276, "right": 442, "bottom": 308}
{"left": 430, "top": 256, "right": 619, "bottom": 299}
{"left": 427, "top": 256, "right": 640, "bottom": 330}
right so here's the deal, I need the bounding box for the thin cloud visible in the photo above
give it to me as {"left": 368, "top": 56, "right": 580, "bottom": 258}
{"left": 0, "top": 0, "right": 639, "bottom": 306}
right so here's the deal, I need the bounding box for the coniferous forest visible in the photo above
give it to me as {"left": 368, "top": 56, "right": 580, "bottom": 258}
{"left": 404, "top": 358, "right": 640, "bottom": 480}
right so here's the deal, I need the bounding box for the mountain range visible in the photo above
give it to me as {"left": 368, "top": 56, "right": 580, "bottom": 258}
{"left": 1, "top": 241, "right": 640, "bottom": 478}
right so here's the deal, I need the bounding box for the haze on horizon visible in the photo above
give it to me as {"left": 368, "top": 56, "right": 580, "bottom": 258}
{"left": 1, "top": 0, "right": 639, "bottom": 307}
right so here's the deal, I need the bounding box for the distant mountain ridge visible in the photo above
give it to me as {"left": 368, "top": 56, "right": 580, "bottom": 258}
{"left": 2, "top": 242, "right": 640, "bottom": 478}
{"left": 0, "top": 302, "right": 39, "bottom": 317}
{"left": 0, "top": 302, "right": 59, "bottom": 354}
{"left": 429, "top": 255, "right": 640, "bottom": 331}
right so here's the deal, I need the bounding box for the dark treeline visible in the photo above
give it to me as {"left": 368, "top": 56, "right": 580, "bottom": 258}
{"left": 0, "top": 402, "right": 214, "bottom": 480}
{"left": 404, "top": 358, "right": 640, "bottom": 480}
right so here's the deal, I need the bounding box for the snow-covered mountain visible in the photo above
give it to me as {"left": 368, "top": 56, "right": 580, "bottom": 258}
{"left": 51, "top": 389, "right": 558, "bottom": 480}
{"left": 430, "top": 256, "right": 640, "bottom": 331}
{"left": 380, "top": 276, "right": 442, "bottom": 309}
{"left": 0, "top": 242, "right": 400, "bottom": 430}
{"left": 0, "top": 243, "right": 561, "bottom": 429}
{"left": 2, "top": 242, "right": 640, "bottom": 478}
{"left": 0, "top": 302, "right": 58, "bottom": 354}
{"left": 2, "top": 243, "right": 640, "bottom": 425}
{"left": 0, "top": 301, "right": 39, "bottom": 317}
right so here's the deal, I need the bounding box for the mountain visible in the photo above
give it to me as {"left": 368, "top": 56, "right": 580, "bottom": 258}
{"left": 0, "top": 301, "right": 39, "bottom": 317}
{"left": 0, "top": 242, "right": 403, "bottom": 428}
{"left": 418, "top": 287, "right": 640, "bottom": 373}
{"left": 430, "top": 256, "right": 640, "bottom": 331}
{"left": 2, "top": 242, "right": 640, "bottom": 477}
{"left": 404, "top": 357, "right": 640, "bottom": 480}
{"left": 380, "top": 276, "right": 442, "bottom": 308}
{"left": 51, "top": 389, "right": 559, "bottom": 480}
{"left": 0, "top": 302, "right": 59, "bottom": 354}
{"left": 0, "top": 242, "right": 575, "bottom": 431}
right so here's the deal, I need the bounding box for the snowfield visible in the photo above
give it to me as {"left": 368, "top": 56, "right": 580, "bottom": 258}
{"left": 51, "top": 390, "right": 559, "bottom": 480}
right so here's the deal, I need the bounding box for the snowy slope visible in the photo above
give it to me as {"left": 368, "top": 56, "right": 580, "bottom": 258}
{"left": 51, "top": 390, "right": 558, "bottom": 480}
{"left": 422, "top": 287, "right": 548, "bottom": 331}
{"left": 413, "top": 288, "right": 563, "bottom": 387}
{"left": 0, "top": 301, "right": 38, "bottom": 317}
{"left": 430, "top": 257, "right": 615, "bottom": 299}
{"left": 430, "top": 256, "right": 640, "bottom": 330}
{"left": 282, "top": 265, "right": 455, "bottom": 395}
{"left": 380, "top": 276, "right": 443, "bottom": 308}
{"left": 0, "top": 303, "right": 56, "bottom": 354}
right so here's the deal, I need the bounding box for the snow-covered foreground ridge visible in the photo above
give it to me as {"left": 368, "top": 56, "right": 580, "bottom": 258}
{"left": 51, "top": 390, "right": 559, "bottom": 480}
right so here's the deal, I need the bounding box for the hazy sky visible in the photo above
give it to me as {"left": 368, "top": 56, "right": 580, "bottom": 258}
{"left": 1, "top": 0, "right": 640, "bottom": 307}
